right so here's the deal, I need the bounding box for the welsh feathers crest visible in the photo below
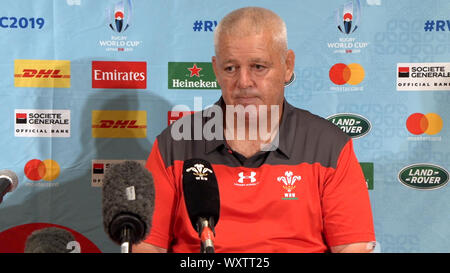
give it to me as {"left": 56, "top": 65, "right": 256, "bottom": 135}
{"left": 186, "top": 164, "right": 212, "bottom": 181}
{"left": 277, "top": 171, "right": 301, "bottom": 193}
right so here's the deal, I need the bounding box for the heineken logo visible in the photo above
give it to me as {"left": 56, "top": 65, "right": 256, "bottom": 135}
{"left": 398, "top": 164, "right": 449, "bottom": 190}
{"left": 168, "top": 62, "right": 220, "bottom": 89}
{"left": 360, "top": 162, "right": 374, "bottom": 190}
{"left": 326, "top": 113, "right": 371, "bottom": 138}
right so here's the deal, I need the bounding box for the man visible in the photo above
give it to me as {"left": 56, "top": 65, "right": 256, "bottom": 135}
{"left": 134, "top": 7, "right": 375, "bottom": 253}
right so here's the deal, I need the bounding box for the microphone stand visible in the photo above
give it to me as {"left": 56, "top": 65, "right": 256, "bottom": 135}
{"left": 120, "top": 226, "right": 132, "bottom": 253}
{"left": 197, "top": 217, "right": 216, "bottom": 253}
{"left": 109, "top": 214, "right": 145, "bottom": 254}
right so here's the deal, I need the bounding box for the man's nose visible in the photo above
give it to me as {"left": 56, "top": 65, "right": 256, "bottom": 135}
{"left": 236, "top": 67, "right": 254, "bottom": 89}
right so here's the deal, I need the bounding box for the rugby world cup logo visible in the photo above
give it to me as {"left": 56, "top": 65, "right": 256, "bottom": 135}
{"left": 336, "top": 0, "right": 361, "bottom": 34}
{"left": 108, "top": 0, "right": 132, "bottom": 33}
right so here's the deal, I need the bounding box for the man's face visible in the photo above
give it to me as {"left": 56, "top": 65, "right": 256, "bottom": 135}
{"left": 212, "top": 31, "right": 295, "bottom": 112}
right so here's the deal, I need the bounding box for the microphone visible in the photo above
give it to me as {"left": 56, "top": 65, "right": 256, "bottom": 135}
{"left": 182, "top": 159, "right": 220, "bottom": 253}
{"left": 0, "top": 170, "right": 19, "bottom": 204}
{"left": 24, "top": 227, "right": 78, "bottom": 253}
{"left": 102, "top": 161, "right": 155, "bottom": 253}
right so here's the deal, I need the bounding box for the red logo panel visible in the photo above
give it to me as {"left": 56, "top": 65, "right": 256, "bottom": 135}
{"left": 92, "top": 61, "right": 147, "bottom": 89}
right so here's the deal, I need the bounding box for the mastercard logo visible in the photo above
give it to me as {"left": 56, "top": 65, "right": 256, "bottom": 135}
{"left": 406, "top": 113, "right": 443, "bottom": 135}
{"left": 24, "top": 159, "right": 60, "bottom": 181}
{"left": 329, "top": 63, "right": 365, "bottom": 85}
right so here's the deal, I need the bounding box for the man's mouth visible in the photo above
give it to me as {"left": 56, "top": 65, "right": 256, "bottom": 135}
{"left": 234, "top": 96, "right": 260, "bottom": 105}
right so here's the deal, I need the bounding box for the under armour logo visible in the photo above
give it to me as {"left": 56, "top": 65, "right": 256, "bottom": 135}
{"left": 238, "top": 172, "right": 256, "bottom": 183}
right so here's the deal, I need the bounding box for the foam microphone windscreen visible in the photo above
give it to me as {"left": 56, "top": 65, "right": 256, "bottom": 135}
{"left": 24, "top": 227, "right": 75, "bottom": 253}
{"left": 102, "top": 161, "right": 155, "bottom": 245}
{"left": 182, "top": 159, "right": 220, "bottom": 230}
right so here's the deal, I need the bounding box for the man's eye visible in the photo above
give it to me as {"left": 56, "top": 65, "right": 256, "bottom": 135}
{"left": 254, "top": 64, "right": 266, "bottom": 70}
{"left": 225, "top": 66, "right": 235, "bottom": 72}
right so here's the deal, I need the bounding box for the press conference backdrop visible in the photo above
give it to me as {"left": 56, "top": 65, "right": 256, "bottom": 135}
{"left": 0, "top": 0, "right": 449, "bottom": 253}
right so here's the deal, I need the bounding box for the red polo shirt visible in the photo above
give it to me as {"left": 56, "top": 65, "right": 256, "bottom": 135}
{"left": 143, "top": 98, "right": 375, "bottom": 252}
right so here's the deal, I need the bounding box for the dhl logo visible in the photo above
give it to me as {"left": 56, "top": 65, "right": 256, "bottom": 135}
{"left": 92, "top": 120, "right": 147, "bottom": 129}
{"left": 92, "top": 110, "right": 147, "bottom": 138}
{"left": 14, "top": 60, "right": 71, "bottom": 88}
{"left": 15, "top": 69, "right": 70, "bottom": 78}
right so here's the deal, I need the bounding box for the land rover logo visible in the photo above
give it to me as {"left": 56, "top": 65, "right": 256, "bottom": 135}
{"left": 326, "top": 113, "right": 371, "bottom": 138}
{"left": 398, "top": 164, "right": 449, "bottom": 190}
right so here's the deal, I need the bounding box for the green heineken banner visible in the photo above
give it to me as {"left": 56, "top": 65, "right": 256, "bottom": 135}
{"left": 168, "top": 62, "right": 220, "bottom": 90}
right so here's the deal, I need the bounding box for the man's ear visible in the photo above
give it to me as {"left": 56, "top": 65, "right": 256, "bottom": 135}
{"left": 212, "top": 55, "right": 223, "bottom": 88}
{"left": 212, "top": 56, "right": 218, "bottom": 77}
{"left": 284, "top": 49, "right": 295, "bottom": 83}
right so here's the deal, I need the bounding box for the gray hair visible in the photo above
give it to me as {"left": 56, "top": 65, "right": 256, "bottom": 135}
{"left": 213, "top": 7, "right": 288, "bottom": 57}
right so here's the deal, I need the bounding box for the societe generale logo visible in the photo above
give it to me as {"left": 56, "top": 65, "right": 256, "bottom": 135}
{"left": 91, "top": 159, "right": 146, "bottom": 187}
{"left": 14, "top": 60, "right": 71, "bottom": 88}
{"left": 92, "top": 110, "right": 147, "bottom": 138}
{"left": 92, "top": 61, "right": 147, "bottom": 89}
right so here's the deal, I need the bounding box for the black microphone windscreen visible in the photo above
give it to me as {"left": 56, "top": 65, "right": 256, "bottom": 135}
{"left": 182, "top": 159, "right": 220, "bottom": 230}
{"left": 102, "top": 161, "right": 155, "bottom": 245}
{"left": 24, "top": 227, "right": 75, "bottom": 253}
